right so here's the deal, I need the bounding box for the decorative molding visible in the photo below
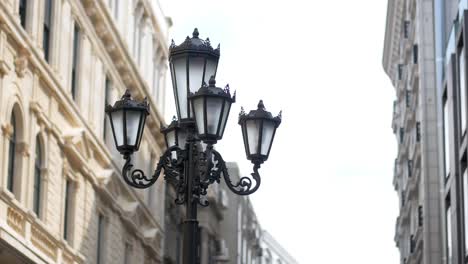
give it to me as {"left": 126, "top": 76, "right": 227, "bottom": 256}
{"left": 31, "top": 224, "right": 58, "bottom": 260}
{"left": 14, "top": 48, "right": 29, "bottom": 78}
{"left": 7, "top": 206, "right": 25, "bottom": 236}
{"left": 16, "top": 142, "right": 30, "bottom": 157}
{"left": 1, "top": 123, "right": 13, "bottom": 137}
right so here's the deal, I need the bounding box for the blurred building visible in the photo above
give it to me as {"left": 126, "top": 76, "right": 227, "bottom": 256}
{"left": 0, "top": 0, "right": 170, "bottom": 263}
{"left": 260, "top": 230, "right": 298, "bottom": 264}
{"left": 383, "top": 0, "right": 442, "bottom": 263}
{"left": 163, "top": 162, "right": 298, "bottom": 264}
{"left": 433, "top": 1, "right": 468, "bottom": 263}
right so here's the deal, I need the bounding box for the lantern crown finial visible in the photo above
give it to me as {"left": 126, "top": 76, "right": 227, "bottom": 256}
{"left": 122, "top": 89, "right": 131, "bottom": 100}
{"left": 193, "top": 28, "right": 199, "bottom": 38}
{"left": 257, "top": 100, "right": 265, "bottom": 110}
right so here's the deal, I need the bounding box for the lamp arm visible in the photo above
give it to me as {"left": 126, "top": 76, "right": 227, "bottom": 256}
{"left": 121, "top": 146, "right": 182, "bottom": 189}
{"left": 211, "top": 149, "right": 262, "bottom": 196}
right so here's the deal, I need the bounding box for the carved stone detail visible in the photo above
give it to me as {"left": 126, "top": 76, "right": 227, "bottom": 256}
{"left": 7, "top": 206, "right": 25, "bottom": 236}
{"left": 14, "top": 49, "right": 29, "bottom": 78}
{"left": 1, "top": 123, "right": 13, "bottom": 138}
{"left": 16, "top": 142, "right": 30, "bottom": 157}
{"left": 31, "top": 225, "right": 58, "bottom": 260}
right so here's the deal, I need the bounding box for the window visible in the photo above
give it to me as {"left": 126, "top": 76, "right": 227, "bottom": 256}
{"left": 407, "top": 160, "right": 413, "bottom": 177}
{"left": 19, "top": 0, "right": 27, "bottom": 28}
{"left": 97, "top": 214, "right": 106, "bottom": 264}
{"left": 33, "top": 136, "right": 42, "bottom": 217}
{"left": 413, "top": 44, "right": 418, "bottom": 64}
{"left": 103, "top": 77, "right": 111, "bottom": 139}
{"left": 418, "top": 205, "right": 423, "bottom": 227}
{"left": 404, "top": 20, "right": 410, "bottom": 38}
{"left": 460, "top": 48, "right": 467, "bottom": 136}
{"left": 43, "top": 0, "right": 52, "bottom": 62}
{"left": 71, "top": 23, "right": 80, "bottom": 100}
{"left": 398, "top": 64, "right": 403, "bottom": 80}
{"left": 63, "top": 179, "right": 73, "bottom": 241}
{"left": 416, "top": 122, "right": 421, "bottom": 142}
{"left": 446, "top": 202, "right": 452, "bottom": 264}
{"left": 444, "top": 98, "right": 450, "bottom": 177}
{"left": 405, "top": 90, "right": 411, "bottom": 107}
{"left": 7, "top": 113, "right": 16, "bottom": 193}
{"left": 399, "top": 127, "right": 404, "bottom": 144}
{"left": 463, "top": 168, "right": 468, "bottom": 256}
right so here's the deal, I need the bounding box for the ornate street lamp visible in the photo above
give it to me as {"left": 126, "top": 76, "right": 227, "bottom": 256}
{"left": 169, "top": 28, "right": 220, "bottom": 122}
{"left": 160, "top": 116, "right": 187, "bottom": 149}
{"left": 105, "top": 90, "right": 149, "bottom": 156}
{"left": 106, "top": 29, "right": 281, "bottom": 264}
{"left": 188, "top": 76, "right": 235, "bottom": 144}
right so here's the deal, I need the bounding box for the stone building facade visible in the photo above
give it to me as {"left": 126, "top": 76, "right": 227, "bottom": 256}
{"left": 383, "top": 0, "right": 443, "bottom": 263}
{"left": 433, "top": 1, "right": 468, "bottom": 263}
{"left": 0, "top": 0, "right": 170, "bottom": 263}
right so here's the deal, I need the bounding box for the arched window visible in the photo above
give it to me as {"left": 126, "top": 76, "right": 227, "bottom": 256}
{"left": 7, "top": 113, "right": 16, "bottom": 192}
{"left": 33, "top": 135, "right": 42, "bottom": 217}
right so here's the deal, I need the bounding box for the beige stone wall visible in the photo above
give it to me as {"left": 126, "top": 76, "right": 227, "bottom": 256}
{"left": 0, "top": 0, "right": 169, "bottom": 263}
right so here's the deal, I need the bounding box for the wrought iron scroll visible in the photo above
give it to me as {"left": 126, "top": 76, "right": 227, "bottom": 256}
{"left": 121, "top": 146, "right": 182, "bottom": 189}
{"left": 211, "top": 149, "right": 261, "bottom": 195}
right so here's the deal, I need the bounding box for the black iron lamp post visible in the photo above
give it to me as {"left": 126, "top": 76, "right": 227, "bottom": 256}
{"left": 105, "top": 29, "right": 281, "bottom": 264}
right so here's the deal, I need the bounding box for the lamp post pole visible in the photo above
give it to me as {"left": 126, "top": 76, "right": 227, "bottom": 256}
{"left": 105, "top": 29, "right": 281, "bottom": 264}
{"left": 183, "top": 134, "right": 198, "bottom": 264}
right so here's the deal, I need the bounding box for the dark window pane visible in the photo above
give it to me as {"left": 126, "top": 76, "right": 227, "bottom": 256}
{"left": 43, "top": 0, "right": 53, "bottom": 62}
{"left": 33, "top": 136, "right": 42, "bottom": 216}
{"left": 63, "top": 180, "right": 71, "bottom": 240}
{"left": 71, "top": 24, "right": 80, "bottom": 99}
{"left": 7, "top": 113, "right": 16, "bottom": 192}
{"left": 19, "top": 0, "right": 27, "bottom": 28}
{"left": 104, "top": 78, "right": 110, "bottom": 139}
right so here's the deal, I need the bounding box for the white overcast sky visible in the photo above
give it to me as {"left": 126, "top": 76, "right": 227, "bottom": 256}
{"left": 158, "top": 0, "right": 399, "bottom": 263}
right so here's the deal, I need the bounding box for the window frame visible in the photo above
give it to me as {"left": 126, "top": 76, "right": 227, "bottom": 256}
{"left": 7, "top": 112, "right": 17, "bottom": 193}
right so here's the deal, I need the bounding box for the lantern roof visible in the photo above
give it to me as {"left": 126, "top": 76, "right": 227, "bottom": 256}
{"left": 169, "top": 28, "right": 220, "bottom": 58}
{"left": 189, "top": 76, "right": 235, "bottom": 102}
{"left": 160, "top": 116, "right": 179, "bottom": 133}
{"left": 239, "top": 100, "right": 282, "bottom": 127}
{"left": 105, "top": 89, "right": 149, "bottom": 113}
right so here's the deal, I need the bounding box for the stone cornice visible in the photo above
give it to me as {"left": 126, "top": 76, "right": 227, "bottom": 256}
{"left": 82, "top": 0, "right": 168, "bottom": 149}
{"left": 383, "top": 0, "right": 403, "bottom": 86}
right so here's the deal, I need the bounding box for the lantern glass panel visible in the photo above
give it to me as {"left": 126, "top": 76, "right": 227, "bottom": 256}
{"left": 173, "top": 57, "right": 188, "bottom": 119}
{"left": 189, "top": 57, "right": 205, "bottom": 93}
{"left": 219, "top": 102, "right": 231, "bottom": 137}
{"left": 261, "top": 120, "right": 275, "bottom": 155}
{"left": 204, "top": 59, "right": 217, "bottom": 84}
{"left": 166, "top": 130, "right": 176, "bottom": 148}
{"left": 136, "top": 114, "right": 146, "bottom": 149}
{"left": 193, "top": 98, "right": 205, "bottom": 134}
{"left": 178, "top": 130, "right": 187, "bottom": 149}
{"left": 111, "top": 110, "right": 124, "bottom": 146}
{"left": 126, "top": 110, "right": 142, "bottom": 146}
{"left": 206, "top": 97, "right": 223, "bottom": 135}
{"left": 246, "top": 120, "right": 261, "bottom": 155}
